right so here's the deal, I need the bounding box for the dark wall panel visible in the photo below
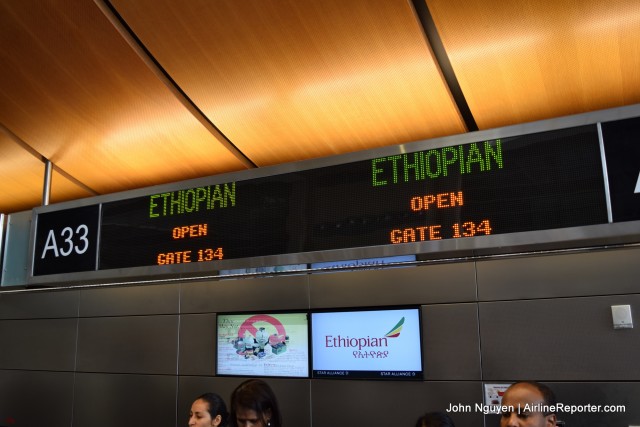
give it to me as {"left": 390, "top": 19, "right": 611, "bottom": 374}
{"left": 79, "top": 283, "right": 179, "bottom": 316}
{"left": 76, "top": 315, "right": 178, "bottom": 374}
{"left": 73, "top": 373, "right": 177, "bottom": 427}
{"left": 311, "top": 380, "right": 483, "bottom": 427}
{"left": 0, "top": 289, "right": 78, "bottom": 319}
{"left": 480, "top": 295, "right": 640, "bottom": 380}
{"left": 179, "top": 376, "right": 311, "bottom": 427}
{"left": 178, "top": 313, "right": 216, "bottom": 375}
{"left": 0, "top": 370, "right": 74, "bottom": 427}
{"left": 309, "top": 262, "right": 476, "bottom": 309}
{"left": 477, "top": 246, "right": 640, "bottom": 301}
{"left": 2, "top": 245, "right": 640, "bottom": 427}
{"left": 0, "top": 318, "right": 77, "bottom": 370}
{"left": 422, "top": 304, "right": 481, "bottom": 380}
{"left": 180, "top": 275, "right": 309, "bottom": 313}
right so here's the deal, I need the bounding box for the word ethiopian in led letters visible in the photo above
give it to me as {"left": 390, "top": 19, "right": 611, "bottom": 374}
{"left": 371, "top": 140, "right": 503, "bottom": 186}
{"left": 148, "top": 182, "right": 236, "bottom": 218}
{"left": 371, "top": 140, "right": 502, "bottom": 243}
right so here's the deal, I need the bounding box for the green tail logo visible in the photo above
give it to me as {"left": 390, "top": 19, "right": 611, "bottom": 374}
{"left": 384, "top": 317, "right": 405, "bottom": 338}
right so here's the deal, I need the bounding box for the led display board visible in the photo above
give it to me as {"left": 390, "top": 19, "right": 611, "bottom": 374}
{"left": 30, "top": 114, "right": 640, "bottom": 279}
{"left": 310, "top": 307, "right": 423, "bottom": 380}
{"left": 97, "top": 125, "right": 607, "bottom": 270}
{"left": 216, "top": 312, "right": 310, "bottom": 378}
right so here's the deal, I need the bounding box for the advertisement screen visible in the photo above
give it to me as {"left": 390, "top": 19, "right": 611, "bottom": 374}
{"left": 311, "top": 307, "right": 423, "bottom": 380}
{"left": 216, "top": 312, "right": 309, "bottom": 378}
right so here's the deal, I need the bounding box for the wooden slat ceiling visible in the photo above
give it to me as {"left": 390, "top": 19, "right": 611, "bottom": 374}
{"left": 110, "top": 0, "right": 465, "bottom": 166}
{"left": 428, "top": 0, "right": 640, "bottom": 129}
{"left": 0, "top": 127, "right": 94, "bottom": 212}
{"left": 0, "top": 0, "right": 249, "bottom": 213}
{"left": 0, "top": 132, "right": 51, "bottom": 212}
{"left": 1, "top": 0, "right": 639, "bottom": 215}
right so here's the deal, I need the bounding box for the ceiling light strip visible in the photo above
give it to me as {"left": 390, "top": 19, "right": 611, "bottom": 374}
{"left": 410, "top": 0, "right": 479, "bottom": 132}
{"left": 94, "top": 0, "right": 257, "bottom": 169}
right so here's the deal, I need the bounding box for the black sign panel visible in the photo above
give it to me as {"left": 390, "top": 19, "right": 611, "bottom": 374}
{"left": 601, "top": 117, "right": 640, "bottom": 222}
{"left": 33, "top": 205, "right": 100, "bottom": 276}
{"left": 99, "top": 125, "right": 608, "bottom": 270}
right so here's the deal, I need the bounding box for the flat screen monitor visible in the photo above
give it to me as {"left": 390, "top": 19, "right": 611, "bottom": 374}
{"left": 216, "top": 311, "right": 309, "bottom": 378}
{"left": 311, "top": 307, "right": 423, "bottom": 380}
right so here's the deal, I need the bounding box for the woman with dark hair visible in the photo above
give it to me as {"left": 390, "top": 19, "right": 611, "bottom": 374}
{"left": 189, "top": 392, "right": 229, "bottom": 427}
{"left": 229, "top": 379, "right": 281, "bottom": 427}
{"left": 415, "top": 411, "right": 456, "bottom": 427}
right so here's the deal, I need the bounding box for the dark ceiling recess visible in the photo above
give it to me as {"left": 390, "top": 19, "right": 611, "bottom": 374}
{"left": 411, "top": 0, "right": 478, "bottom": 132}
{"left": 99, "top": 0, "right": 257, "bottom": 168}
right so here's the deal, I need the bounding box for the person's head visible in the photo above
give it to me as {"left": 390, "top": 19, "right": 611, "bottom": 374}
{"left": 189, "top": 392, "right": 229, "bottom": 427}
{"left": 500, "top": 381, "right": 557, "bottom": 427}
{"left": 415, "top": 411, "right": 456, "bottom": 427}
{"left": 230, "top": 379, "right": 281, "bottom": 427}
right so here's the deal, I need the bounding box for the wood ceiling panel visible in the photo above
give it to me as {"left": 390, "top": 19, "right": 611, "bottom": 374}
{"left": 0, "top": 0, "right": 247, "bottom": 202}
{"left": 427, "top": 0, "right": 640, "bottom": 129}
{"left": 48, "top": 168, "right": 96, "bottom": 207}
{"left": 0, "top": 136, "right": 45, "bottom": 213}
{"left": 110, "top": 0, "right": 465, "bottom": 166}
{"left": 0, "top": 137, "right": 91, "bottom": 214}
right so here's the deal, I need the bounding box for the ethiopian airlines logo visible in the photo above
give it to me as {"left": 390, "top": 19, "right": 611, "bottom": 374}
{"left": 324, "top": 317, "right": 406, "bottom": 350}
{"left": 384, "top": 317, "right": 405, "bottom": 338}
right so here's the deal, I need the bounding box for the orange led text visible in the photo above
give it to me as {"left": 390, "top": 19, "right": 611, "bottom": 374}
{"left": 157, "top": 251, "right": 192, "bottom": 265}
{"left": 410, "top": 191, "right": 463, "bottom": 211}
{"left": 172, "top": 223, "right": 208, "bottom": 239}
{"left": 390, "top": 226, "right": 442, "bottom": 243}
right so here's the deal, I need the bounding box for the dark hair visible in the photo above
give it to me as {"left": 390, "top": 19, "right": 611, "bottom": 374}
{"left": 509, "top": 381, "right": 558, "bottom": 414}
{"left": 229, "top": 379, "right": 281, "bottom": 427}
{"left": 196, "top": 392, "right": 229, "bottom": 426}
{"left": 415, "top": 411, "right": 456, "bottom": 427}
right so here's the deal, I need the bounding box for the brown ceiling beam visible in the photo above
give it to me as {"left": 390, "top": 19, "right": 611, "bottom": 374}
{"left": 410, "top": 0, "right": 478, "bottom": 132}
{"left": 94, "top": 0, "right": 258, "bottom": 169}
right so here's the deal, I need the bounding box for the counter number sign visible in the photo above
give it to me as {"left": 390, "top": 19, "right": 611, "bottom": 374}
{"left": 33, "top": 205, "right": 100, "bottom": 276}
